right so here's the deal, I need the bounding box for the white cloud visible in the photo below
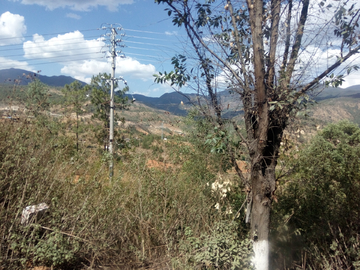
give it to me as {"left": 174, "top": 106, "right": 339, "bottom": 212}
{"left": 23, "top": 31, "right": 105, "bottom": 61}
{"left": 272, "top": 0, "right": 360, "bottom": 87}
{"left": 165, "top": 31, "right": 178, "bottom": 36}
{"left": 60, "top": 57, "right": 156, "bottom": 84}
{"left": 10, "top": 0, "right": 134, "bottom": 11}
{"left": 22, "top": 30, "right": 156, "bottom": 84}
{"left": 134, "top": 83, "right": 173, "bottom": 97}
{"left": 338, "top": 55, "right": 360, "bottom": 88}
{"left": 116, "top": 57, "right": 156, "bottom": 79}
{"left": 66, "top": 13, "right": 81, "bottom": 20}
{"left": 289, "top": 43, "right": 360, "bottom": 87}
{"left": 341, "top": 71, "right": 360, "bottom": 88}
{"left": 0, "top": 56, "right": 34, "bottom": 71}
{"left": 0, "top": 11, "right": 27, "bottom": 46}
{"left": 61, "top": 59, "right": 109, "bottom": 84}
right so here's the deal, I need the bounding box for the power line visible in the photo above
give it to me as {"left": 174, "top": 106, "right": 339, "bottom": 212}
{"left": 0, "top": 28, "right": 100, "bottom": 41}
{"left": 0, "top": 55, "right": 105, "bottom": 67}
{"left": 125, "top": 40, "right": 175, "bottom": 50}
{"left": 0, "top": 35, "right": 103, "bottom": 48}
{"left": 0, "top": 28, "right": 182, "bottom": 47}
{"left": 127, "top": 46, "right": 170, "bottom": 52}
{"left": 0, "top": 35, "right": 177, "bottom": 56}
{"left": 123, "top": 28, "right": 175, "bottom": 35}
{"left": 0, "top": 39, "right": 104, "bottom": 54}
{"left": 3, "top": 46, "right": 104, "bottom": 58}
{"left": 0, "top": 51, "right": 103, "bottom": 63}
{"left": 0, "top": 45, "right": 171, "bottom": 66}
{"left": 126, "top": 34, "right": 176, "bottom": 42}
{"left": 125, "top": 52, "right": 164, "bottom": 59}
{"left": 0, "top": 27, "right": 183, "bottom": 69}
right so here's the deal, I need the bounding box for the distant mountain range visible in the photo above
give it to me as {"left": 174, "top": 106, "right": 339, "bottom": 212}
{"left": 125, "top": 92, "right": 196, "bottom": 116}
{"left": 0, "top": 68, "right": 86, "bottom": 87}
{"left": 1, "top": 68, "right": 360, "bottom": 117}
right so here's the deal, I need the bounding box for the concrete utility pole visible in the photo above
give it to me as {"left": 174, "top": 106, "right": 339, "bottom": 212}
{"left": 101, "top": 24, "right": 126, "bottom": 179}
{"left": 109, "top": 27, "right": 116, "bottom": 178}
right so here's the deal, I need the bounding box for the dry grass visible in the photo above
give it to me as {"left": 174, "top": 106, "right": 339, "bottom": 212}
{"left": 0, "top": 118, "right": 233, "bottom": 269}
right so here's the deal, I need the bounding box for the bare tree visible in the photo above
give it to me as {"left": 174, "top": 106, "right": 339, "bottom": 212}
{"left": 155, "top": 0, "right": 360, "bottom": 269}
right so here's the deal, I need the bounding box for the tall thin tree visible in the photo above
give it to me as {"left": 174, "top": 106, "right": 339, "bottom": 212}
{"left": 62, "top": 80, "right": 87, "bottom": 152}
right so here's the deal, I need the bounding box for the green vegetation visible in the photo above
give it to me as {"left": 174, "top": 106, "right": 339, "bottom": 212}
{"left": 89, "top": 73, "right": 128, "bottom": 150}
{"left": 273, "top": 121, "right": 360, "bottom": 269}
{"left": 0, "top": 79, "right": 252, "bottom": 268}
{"left": 62, "top": 80, "right": 88, "bottom": 152}
{"left": 0, "top": 115, "right": 253, "bottom": 269}
{"left": 1, "top": 77, "right": 360, "bottom": 269}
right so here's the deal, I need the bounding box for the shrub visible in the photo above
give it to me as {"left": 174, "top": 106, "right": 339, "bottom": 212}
{"left": 272, "top": 121, "right": 360, "bottom": 269}
{"left": 179, "top": 221, "right": 253, "bottom": 269}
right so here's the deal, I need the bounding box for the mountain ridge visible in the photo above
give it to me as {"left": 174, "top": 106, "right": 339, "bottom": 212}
{"left": 0, "top": 68, "right": 86, "bottom": 87}
{"left": 1, "top": 68, "right": 360, "bottom": 117}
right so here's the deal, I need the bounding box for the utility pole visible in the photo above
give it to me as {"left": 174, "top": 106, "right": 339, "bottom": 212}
{"left": 101, "top": 24, "right": 126, "bottom": 179}
{"left": 109, "top": 27, "right": 116, "bottom": 178}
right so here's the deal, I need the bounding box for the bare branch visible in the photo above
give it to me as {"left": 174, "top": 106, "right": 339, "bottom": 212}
{"left": 283, "top": 0, "right": 310, "bottom": 87}
{"left": 295, "top": 44, "right": 360, "bottom": 99}
{"left": 281, "top": 0, "right": 293, "bottom": 75}
{"left": 266, "top": 0, "right": 281, "bottom": 89}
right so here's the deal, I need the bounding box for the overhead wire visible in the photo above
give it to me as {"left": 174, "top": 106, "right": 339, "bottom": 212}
{"left": 0, "top": 36, "right": 104, "bottom": 52}
{"left": 0, "top": 27, "right": 183, "bottom": 68}
{"left": 3, "top": 46, "right": 104, "bottom": 58}
{"left": 125, "top": 52, "right": 164, "bottom": 59}
{"left": 5, "top": 51, "right": 103, "bottom": 62}
{"left": 0, "top": 55, "right": 105, "bottom": 67}
{"left": 0, "top": 28, "right": 101, "bottom": 42}
{"left": 0, "top": 32, "right": 177, "bottom": 52}
{"left": 126, "top": 35, "right": 172, "bottom": 42}
{"left": 123, "top": 28, "right": 178, "bottom": 35}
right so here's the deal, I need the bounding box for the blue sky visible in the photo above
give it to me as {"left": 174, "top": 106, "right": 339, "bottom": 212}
{"left": 0, "top": 0, "right": 188, "bottom": 97}
{"left": 1, "top": 0, "right": 360, "bottom": 98}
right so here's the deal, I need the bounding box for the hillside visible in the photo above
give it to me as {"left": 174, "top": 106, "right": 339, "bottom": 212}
{"left": 126, "top": 92, "right": 193, "bottom": 116}
{"left": 1, "top": 73, "right": 360, "bottom": 270}
{"left": 308, "top": 97, "right": 360, "bottom": 125}
{"left": 2, "top": 68, "right": 360, "bottom": 118}
{"left": 0, "top": 68, "right": 86, "bottom": 87}
{"left": 1, "top": 68, "right": 360, "bottom": 132}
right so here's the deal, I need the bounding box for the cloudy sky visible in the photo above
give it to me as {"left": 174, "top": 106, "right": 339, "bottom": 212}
{"left": 0, "top": 0, "right": 188, "bottom": 97}
{"left": 0, "top": 0, "right": 359, "bottom": 97}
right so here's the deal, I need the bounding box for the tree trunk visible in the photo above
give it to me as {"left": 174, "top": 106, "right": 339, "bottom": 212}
{"left": 250, "top": 165, "right": 276, "bottom": 270}
{"left": 249, "top": 117, "right": 283, "bottom": 269}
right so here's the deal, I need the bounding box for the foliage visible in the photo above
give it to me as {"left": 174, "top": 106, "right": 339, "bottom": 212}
{"left": 273, "top": 121, "right": 360, "bottom": 269}
{"left": 10, "top": 228, "right": 80, "bottom": 267}
{"left": 181, "top": 221, "right": 253, "bottom": 269}
{"left": 141, "top": 134, "right": 158, "bottom": 149}
{"left": 154, "top": 54, "right": 190, "bottom": 87}
{"left": 62, "top": 80, "right": 87, "bottom": 117}
{"left": 25, "top": 78, "right": 50, "bottom": 116}
{"left": 89, "top": 73, "right": 129, "bottom": 149}
{"left": 62, "top": 80, "right": 88, "bottom": 151}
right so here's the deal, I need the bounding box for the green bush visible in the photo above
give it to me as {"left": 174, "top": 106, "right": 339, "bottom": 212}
{"left": 141, "top": 134, "right": 158, "bottom": 149}
{"left": 272, "top": 121, "right": 360, "bottom": 269}
{"left": 179, "top": 221, "right": 253, "bottom": 269}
